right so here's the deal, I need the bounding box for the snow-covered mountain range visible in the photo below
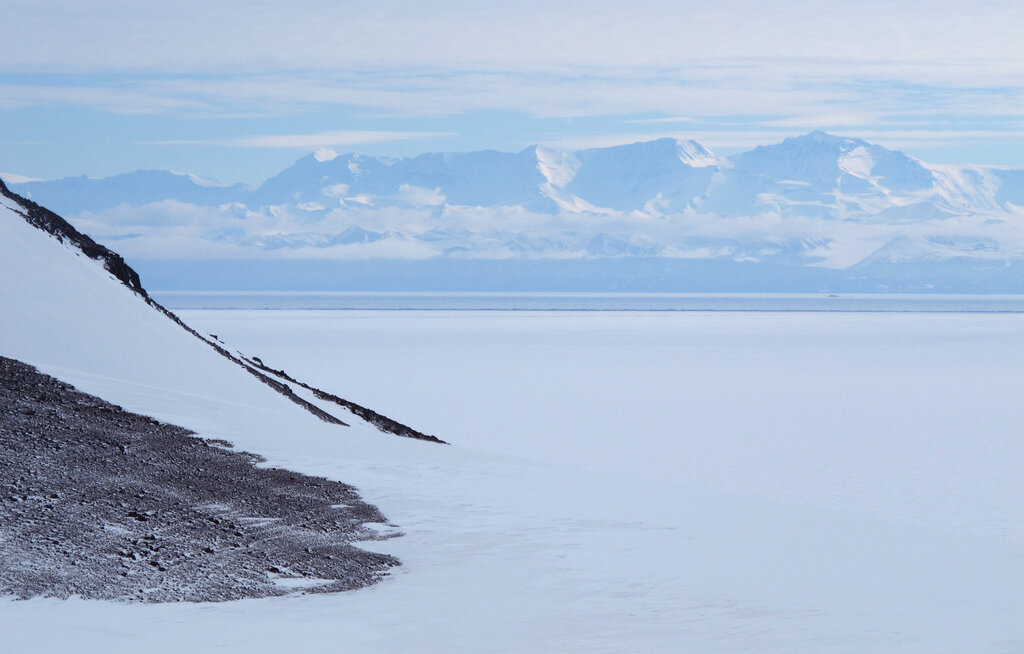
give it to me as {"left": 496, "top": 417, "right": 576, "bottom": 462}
{"left": 7, "top": 132, "right": 1024, "bottom": 291}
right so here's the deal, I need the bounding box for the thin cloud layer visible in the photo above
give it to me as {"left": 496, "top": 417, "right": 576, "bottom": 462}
{"left": 66, "top": 198, "right": 1024, "bottom": 269}
{"left": 0, "top": 1, "right": 1021, "bottom": 179}
{"left": 3, "top": 1, "right": 1022, "bottom": 74}
{"left": 147, "top": 130, "right": 451, "bottom": 149}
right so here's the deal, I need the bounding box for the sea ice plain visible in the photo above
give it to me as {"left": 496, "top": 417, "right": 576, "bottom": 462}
{"left": 2, "top": 310, "right": 1023, "bottom": 652}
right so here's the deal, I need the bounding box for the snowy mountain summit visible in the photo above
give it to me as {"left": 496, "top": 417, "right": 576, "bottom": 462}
{"left": 699, "top": 131, "right": 936, "bottom": 218}
{"left": 17, "top": 131, "right": 1020, "bottom": 220}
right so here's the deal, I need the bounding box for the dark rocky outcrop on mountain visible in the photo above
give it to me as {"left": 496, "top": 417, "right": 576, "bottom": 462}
{"left": 243, "top": 356, "right": 446, "bottom": 444}
{"left": 0, "top": 177, "right": 145, "bottom": 296}
{"left": 0, "top": 356, "right": 399, "bottom": 603}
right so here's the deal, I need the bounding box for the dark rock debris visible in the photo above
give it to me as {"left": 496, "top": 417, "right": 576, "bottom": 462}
{"left": 0, "top": 356, "right": 400, "bottom": 603}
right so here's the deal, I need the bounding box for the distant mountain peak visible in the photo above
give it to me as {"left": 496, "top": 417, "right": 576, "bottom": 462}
{"left": 533, "top": 145, "right": 581, "bottom": 187}
{"left": 313, "top": 148, "right": 339, "bottom": 163}
{"left": 773, "top": 130, "right": 868, "bottom": 150}
{"left": 674, "top": 139, "right": 719, "bottom": 168}
{"left": 806, "top": 129, "right": 842, "bottom": 139}
{"left": 0, "top": 171, "right": 42, "bottom": 184}
{"left": 572, "top": 137, "right": 719, "bottom": 168}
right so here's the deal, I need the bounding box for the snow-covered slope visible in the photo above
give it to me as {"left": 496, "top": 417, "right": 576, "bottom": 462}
{"left": 565, "top": 138, "right": 720, "bottom": 213}
{"left": 0, "top": 180, "right": 436, "bottom": 442}
{"left": 248, "top": 146, "right": 566, "bottom": 212}
{"left": 700, "top": 131, "right": 938, "bottom": 219}
{"left": 1, "top": 188, "right": 281, "bottom": 433}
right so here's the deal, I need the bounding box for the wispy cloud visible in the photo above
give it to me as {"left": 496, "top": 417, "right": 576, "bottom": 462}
{"left": 0, "top": 83, "right": 211, "bottom": 114}
{"left": 2, "top": 1, "right": 1022, "bottom": 175}
{"left": 145, "top": 130, "right": 451, "bottom": 149}
{"left": 6, "top": 66, "right": 1023, "bottom": 124}
{"left": 3, "top": 1, "right": 1022, "bottom": 76}
{"left": 761, "top": 114, "right": 886, "bottom": 129}
{"left": 628, "top": 116, "right": 699, "bottom": 125}
{"left": 543, "top": 128, "right": 1024, "bottom": 156}
{"left": 66, "top": 195, "right": 1024, "bottom": 266}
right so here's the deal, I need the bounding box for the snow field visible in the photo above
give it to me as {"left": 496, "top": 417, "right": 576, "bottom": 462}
{"left": 185, "top": 309, "right": 1024, "bottom": 542}
{"left": 166, "top": 308, "right": 1024, "bottom": 652}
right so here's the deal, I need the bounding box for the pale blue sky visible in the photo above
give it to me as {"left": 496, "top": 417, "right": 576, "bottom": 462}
{"left": 1, "top": 0, "right": 1022, "bottom": 183}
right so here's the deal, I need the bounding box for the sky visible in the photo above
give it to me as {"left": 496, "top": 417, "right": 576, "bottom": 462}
{"left": 1, "top": 0, "right": 1022, "bottom": 184}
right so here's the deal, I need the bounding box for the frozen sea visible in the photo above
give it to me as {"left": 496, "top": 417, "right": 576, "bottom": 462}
{"left": 7, "top": 292, "right": 1024, "bottom": 653}
{"left": 155, "top": 290, "right": 1024, "bottom": 313}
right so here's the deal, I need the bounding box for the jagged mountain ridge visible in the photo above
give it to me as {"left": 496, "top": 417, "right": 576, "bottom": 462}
{"left": 14, "top": 169, "right": 249, "bottom": 216}
{"left": 12, "top": 132, "right": 1021, "bottom": 219}
{"left": 7, "top": 132, "right": 1024, "bottom": 274}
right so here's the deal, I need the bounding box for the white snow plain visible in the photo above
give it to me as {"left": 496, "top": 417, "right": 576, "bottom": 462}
{"left": 154, "top": 309, "right": 1024, "bottom": 652}
{"left": 3, "top": 198, "right": 1024, "bottom": 651}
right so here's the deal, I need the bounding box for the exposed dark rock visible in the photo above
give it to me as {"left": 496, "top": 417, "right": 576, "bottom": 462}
{"left": 0, "top": 356, "right": 400, "bottom": 603}
{"left": 141, "top": 299, "right": 351, "bottom": 427}
{"left": 242, "top": 356, "right": 447, "bottom": 444}
{"left": 0, "top": 178, "right": 144, "bottom": 295}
